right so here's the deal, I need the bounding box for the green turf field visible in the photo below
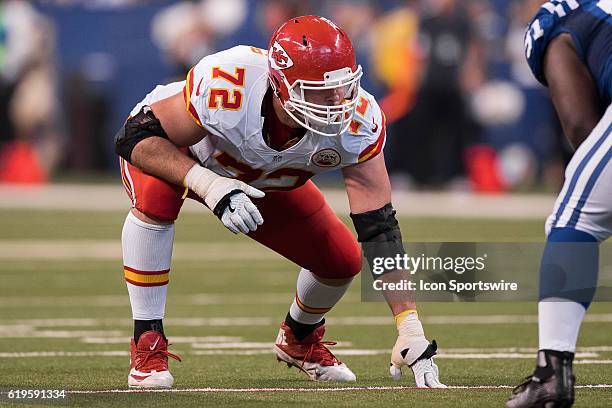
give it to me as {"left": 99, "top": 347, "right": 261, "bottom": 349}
{"left": 1, "top": 209, "right": 611, "bottom": 407}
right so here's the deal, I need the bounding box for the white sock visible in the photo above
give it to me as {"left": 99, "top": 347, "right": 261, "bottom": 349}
{"left": 289, "top": 268, "right": 353, "bottom": 325}
{"left": 122, "top": 212, "right": 174, "bottom": 320}
{"left": 538, "top": 298, "right": 586, "bottom": 353}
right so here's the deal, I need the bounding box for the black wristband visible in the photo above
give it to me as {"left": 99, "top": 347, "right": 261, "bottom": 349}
{"left": 212, "top": 189, "right": 243, "bottom": 219}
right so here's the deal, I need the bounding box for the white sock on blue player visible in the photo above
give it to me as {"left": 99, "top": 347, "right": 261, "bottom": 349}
{"left": 538, "top": 300, "right": 586, "bottom": 353}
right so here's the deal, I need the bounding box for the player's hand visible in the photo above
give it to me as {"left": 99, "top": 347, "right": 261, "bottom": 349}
{"left": 184, "top": 164, "right": 265, "bottom": 234}
{"left": 389, "top": 337, "right": 447, "bottom": 388}
{"left": 216, "top": 190, "right": 264, "bottom": 234}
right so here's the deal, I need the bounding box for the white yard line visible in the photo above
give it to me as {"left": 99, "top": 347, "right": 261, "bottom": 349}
{"left": 0, "top": 349, "right": 607, "bottom": 362}
{"left": 0, "top": 293, "right": 347, "bottom": 308}
{"left": 0, "top": 351, "right": 130, "bottom": 358}
{"left": 0, "top": 184, "right": 556, "bottom": 219}
{"left": 0, "top": 329, "right": 124, "bottom": 339}
{"left": 2, "top": 314, "right": 612, "bottom": 328}
{"left": 442, "top": 346, "right": 612, "bottom": 353}
{"left": 0, "top": 384, "right": 606, "bottom": 394}
{"left": 189, "top": 341, "right": 353, "bottom": 349}
{"left": 190, "top": 350, "right": 602, "bottom": 359}
{"left": 82, "top": 336, "right": 242, "bottom": 344}
{"left": 0, "top": 241, "right": 277, "bottom": 260}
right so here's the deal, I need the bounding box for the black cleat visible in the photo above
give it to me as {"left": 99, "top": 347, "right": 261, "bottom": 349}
{"left": 506, "top": 350, "right": 575, "bottom": 408}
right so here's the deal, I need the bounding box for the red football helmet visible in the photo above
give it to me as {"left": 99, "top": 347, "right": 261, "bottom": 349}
{"left": 268, "top": 15, "right": 363, "bottom": 137}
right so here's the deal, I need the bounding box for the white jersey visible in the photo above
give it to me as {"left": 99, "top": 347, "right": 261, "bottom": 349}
{"left": 132, "top": 45, "right": 386, "bottom": 191}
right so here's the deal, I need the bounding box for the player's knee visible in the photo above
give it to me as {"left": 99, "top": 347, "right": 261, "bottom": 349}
{"left": 547, "top": 227, "right": 598, "bottom": 243}
{"left": 131, "top": 208, "right": 176, "bottom": 225}
{"left": 122, "top": 161, "right": 185, "bottom": 222}
{"left": 133, "top": 190, "right": 182, "bottom": 222}
{"left": 340, "top": 240, "right": 363, "bottom": 278}
{"left": 317, "top": 235, "right": 362, "bottom": 279}
{"left": 546, "top": 218, "right": 608, "bottom": 242}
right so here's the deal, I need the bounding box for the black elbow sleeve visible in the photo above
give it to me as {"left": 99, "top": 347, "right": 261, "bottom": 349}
{"left": 114, "top": 105, "right": 169, "bottom": 163}
{"left": 350, "top": 203, "right": 405, "bottom": 275}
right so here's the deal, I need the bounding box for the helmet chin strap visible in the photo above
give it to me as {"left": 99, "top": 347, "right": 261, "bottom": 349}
{"left": 270, "top": 66, "right": 362, "bottom": 136}
{"left": 282, "top": 100, "right": 350, "bottom": 137}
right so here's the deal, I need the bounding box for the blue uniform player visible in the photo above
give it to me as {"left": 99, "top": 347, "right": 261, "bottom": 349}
{"left": 508, "top": 1, "right": 611, "bottom": 407}
{"left": 526, "top": 0, "right": 612, "bottom": 108}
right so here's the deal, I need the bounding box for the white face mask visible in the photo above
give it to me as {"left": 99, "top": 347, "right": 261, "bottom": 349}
{"left": 280, "top": 66, "right": 363, "bottom": 137}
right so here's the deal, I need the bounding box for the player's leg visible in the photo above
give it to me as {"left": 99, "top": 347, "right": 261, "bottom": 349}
{"left": 507, "top": 105, "right": 611, "bottom": 407}
{"left": 286, "top": 270, "right": 353, "bottom": 338}
{"left": 248, "top": 181, "right": 361, "bottom": 381}
{"left": 120, "top": 157, "right": 184, "bottom": 388}
{"left": 251, "top": 180, "right": 362, "bottom": 331}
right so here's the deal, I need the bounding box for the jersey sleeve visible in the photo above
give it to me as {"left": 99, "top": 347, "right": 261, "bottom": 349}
{"left": 182, "top": 46, "right": 264, "bottom": 132}
{"left": 524, "top": 2, "right": 578, "bottom": 86}
{"left": 340, "top": 91, "right": 387, "bottom": 165}
{"left": 183, "top": 64, "right": 209, "bottom": 128}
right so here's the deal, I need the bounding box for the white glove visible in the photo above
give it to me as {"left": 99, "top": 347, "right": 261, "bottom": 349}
{"left": 218, "top": 192, "right": 264, "bottom": 234}
{"left": 389, "top": 313, "right": 446, "bottom": 388}
{"left": 184, "top": 164, "right": 265, "bottom": 234}
{"left": 408, "top": 355, "right": 445, "bottom": 388}
{"left": 390, "top": 337, "right": 446, "bottom": 388}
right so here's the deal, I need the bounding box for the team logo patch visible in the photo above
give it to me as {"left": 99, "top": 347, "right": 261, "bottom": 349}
{"left": 269, "top": 41, "right": 294, "bottom": 70}
{"left": 312, "top": 149, "right": 341, "bottom": 167}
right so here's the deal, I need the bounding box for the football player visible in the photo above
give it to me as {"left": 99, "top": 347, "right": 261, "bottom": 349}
{"left": 507, "top": 1, "right": 611, "bottom": 407}
{"left": 115, "top": 16, "right": 445, "bottom": 388}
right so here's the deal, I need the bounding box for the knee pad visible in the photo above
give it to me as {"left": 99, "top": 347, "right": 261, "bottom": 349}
{"left": 115, "top": 106, "right": 169, "bottom": 163}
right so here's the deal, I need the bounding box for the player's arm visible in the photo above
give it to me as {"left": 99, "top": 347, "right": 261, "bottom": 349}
{"left": 543, "top": 34, "right": 601, "bottom": 150}
{"left": 342, "top": 152, "right": 391, "bottom": 213}
{"left": 342, "top": 153, "right": 415, "bottom": 319}
{"left": 114, "top": 92, "right": 264, "bottom": 234}
{"left": 342, "top": 154, "right": 445, "bottom": 388}
{"left": 128, "top": 92, "right": 207, "bottom": 186}
{"left": 342, "top": 153, "right": 411, "bottom": 316}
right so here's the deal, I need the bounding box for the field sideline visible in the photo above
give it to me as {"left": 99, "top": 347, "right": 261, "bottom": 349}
{"left": 0, "top": 185, "right": 611, "bottom": 407}
{"left": 0, "top": 183, "right": 556, "bottom": 218}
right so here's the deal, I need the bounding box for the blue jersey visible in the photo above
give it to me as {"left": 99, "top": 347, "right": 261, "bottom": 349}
{"left": 525, "top": 0, "right": 612, "bottom": 106}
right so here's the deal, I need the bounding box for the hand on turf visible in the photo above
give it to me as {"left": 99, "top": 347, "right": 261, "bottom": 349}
{"left": 389, "top": 337, "right": 447, "bottom": 388}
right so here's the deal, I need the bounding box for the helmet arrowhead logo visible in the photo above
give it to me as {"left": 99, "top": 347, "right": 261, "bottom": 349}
{"left": 269, "top": 41, "right": 294, "bottom": 70}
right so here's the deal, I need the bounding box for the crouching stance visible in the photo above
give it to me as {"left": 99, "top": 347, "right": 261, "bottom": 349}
{"left": 115, "top": 15, "right": 444, "bottom": 388}
{"left": 508, "top": 1, "right": 611, "bottom": 406}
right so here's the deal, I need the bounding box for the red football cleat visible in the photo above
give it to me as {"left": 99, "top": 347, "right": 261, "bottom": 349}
{"left": 128, "top": 331, "right": 181, "bottom": 388}
{"left": 274, "top": 321, "right": 356, "bottom": 381}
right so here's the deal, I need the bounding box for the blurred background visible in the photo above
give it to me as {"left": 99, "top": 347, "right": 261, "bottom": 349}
{"left": 0, "top": 0, "right": 568, "bottom": 193}
{"left": 4, "top": 3, "right": 612, "bottom": 400}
